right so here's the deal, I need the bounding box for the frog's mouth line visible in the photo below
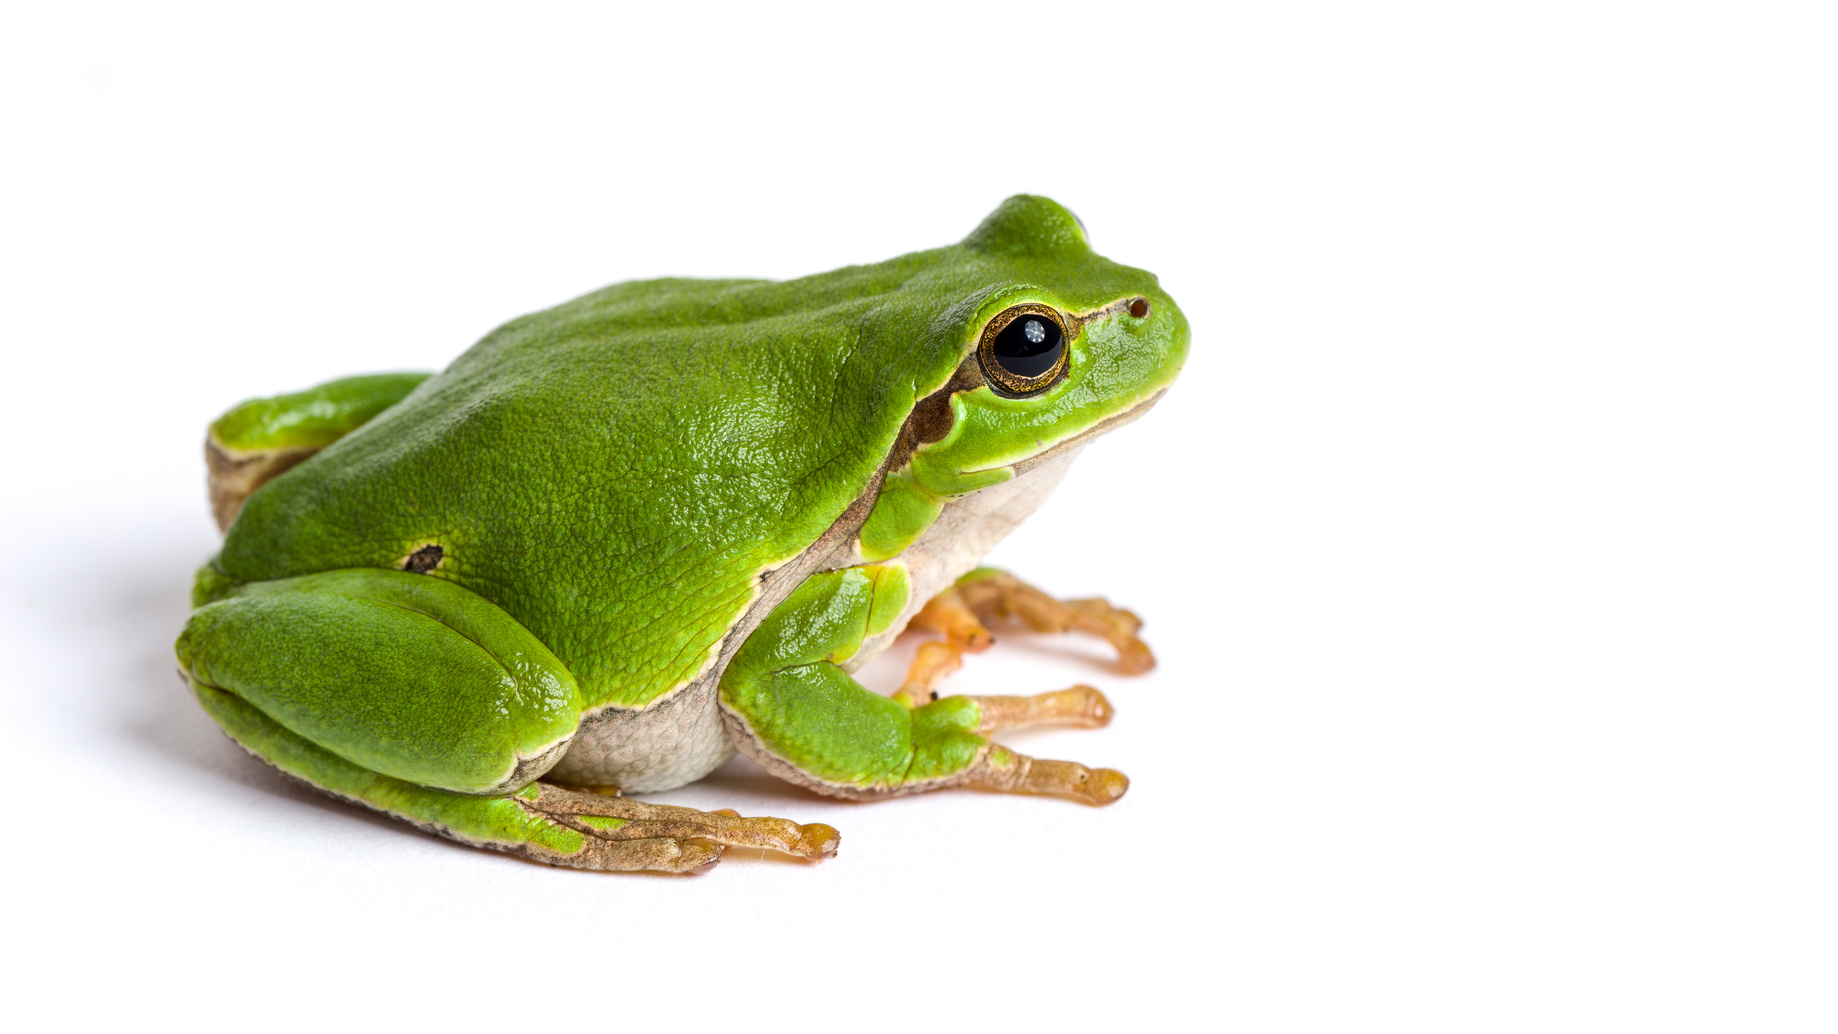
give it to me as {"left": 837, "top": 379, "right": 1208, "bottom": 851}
{"left": 997, "top": 386, "right": 1170, "bottom": 479}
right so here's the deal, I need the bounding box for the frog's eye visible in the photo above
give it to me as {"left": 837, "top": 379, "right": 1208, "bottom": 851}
{"left": 978, "top": 303, "right": 1070, "bottom": 397}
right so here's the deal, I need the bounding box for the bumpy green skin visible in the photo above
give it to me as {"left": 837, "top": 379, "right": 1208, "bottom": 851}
{"left": 178, "top": 196, "right": 1190, "bottom": 863}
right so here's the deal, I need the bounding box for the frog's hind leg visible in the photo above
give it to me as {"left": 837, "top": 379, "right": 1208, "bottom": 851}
{"left": 193, "top": 682, "right": 729, "bottom": 873}
{"left": 206, "top": 372, "right": 430, "bottom": 531}
{"left": 179, "top": 567, "right": 835, "bottom": 872}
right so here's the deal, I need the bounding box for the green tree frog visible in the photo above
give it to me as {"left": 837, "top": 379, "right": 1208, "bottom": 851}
{"left": 176, "top": 196, "right": 1190, "bottom": 874}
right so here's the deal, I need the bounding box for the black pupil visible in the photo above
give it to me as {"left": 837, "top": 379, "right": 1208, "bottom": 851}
{"left": 992, "top": 314, "right": 1063, "bottom": 378}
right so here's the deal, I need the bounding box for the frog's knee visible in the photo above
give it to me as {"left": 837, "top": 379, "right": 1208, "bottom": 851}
{"left": 177, "top": 568, "right": 581, "bottom": 795}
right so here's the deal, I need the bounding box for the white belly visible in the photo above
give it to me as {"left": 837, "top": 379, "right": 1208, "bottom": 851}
{"left": 544, "top": 676, "right": 735, "bottom": 793}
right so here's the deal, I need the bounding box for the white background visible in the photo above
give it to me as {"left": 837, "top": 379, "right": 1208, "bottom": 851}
{"left": 2, "top": 3, "right": 1833, "bottom": 1030}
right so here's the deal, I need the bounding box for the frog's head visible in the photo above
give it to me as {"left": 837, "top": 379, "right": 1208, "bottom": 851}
{"left": 925, "top": 196, "right": 1188, "bottom": 478}
{"left": 855, "top": 195, "right": 1189, "bottom": 559}
{"left": 947, "top": 193, "right": 1187, "bottom": 454}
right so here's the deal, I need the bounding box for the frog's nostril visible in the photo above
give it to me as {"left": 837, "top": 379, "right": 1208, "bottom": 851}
{"left": 402, "top": 544, "right": 444, "bottom": 574}
{"left": 1128, "top": 297, "right": 1151, "bottom": 319}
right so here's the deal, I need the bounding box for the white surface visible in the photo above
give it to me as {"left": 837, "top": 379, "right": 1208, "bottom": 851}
{"left": 2, "top": 3, "right": 1834, "bottom": 1030}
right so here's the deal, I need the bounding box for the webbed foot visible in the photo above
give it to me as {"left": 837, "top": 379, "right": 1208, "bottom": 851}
{"left": 530, "top": 784, "right": 841, "bottom": 868}
{"left": 969, "top": 749, "right": 1131, "bottom": 806}
{"left": 895, "top": 568, "right": 1154, "bottom": 707}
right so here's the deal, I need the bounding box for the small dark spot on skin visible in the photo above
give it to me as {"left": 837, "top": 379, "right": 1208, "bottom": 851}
{"left": 403, "top": 544, "right": 444, "bottom": 574}
{"left": 1128, "top": 297, "right": 1151, "bottom": 319}
{"left": 885, "top": 360, "right": 985, "bottom": 472}
{"left": 907, "top": 388, "right": 956, "bottom": 447}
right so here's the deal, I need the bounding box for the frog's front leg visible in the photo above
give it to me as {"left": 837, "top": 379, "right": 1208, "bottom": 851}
{"left": 719, "top": 566, "right": 1128, "bottom": 805}
{"left": 178, "top": 568, "right": 835, "bottom": 873}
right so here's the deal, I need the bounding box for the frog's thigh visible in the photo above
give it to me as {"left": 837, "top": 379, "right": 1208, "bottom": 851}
{"left": 179, "top": 569, "right": 833, "bottom": 872}
{"left": 718, "top": 568, "right": 1127, "bottom": 805}
{"left": 178, "top": 570, "right": 666, "bottom": 870}
{"left": 179, "top": 569, "right": 583, "bottom": 795}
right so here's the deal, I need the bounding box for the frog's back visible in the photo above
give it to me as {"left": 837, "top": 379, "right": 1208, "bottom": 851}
{"left": 212, "top": 258, "right": 967, "bottom": 711}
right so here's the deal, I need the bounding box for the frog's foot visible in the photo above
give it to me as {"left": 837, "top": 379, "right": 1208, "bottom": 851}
{"left": 532, "top": 826, "right": 726, "bottom": 875}
{"left": 526, "top": 783, "right": 841, "bottom": 863}
{"left": 896, "top": 568, "right": 1153, "bottom": 706}
{"left": 917, "top": 686, "right": 1126, "bottom": 805}
{"left": 961, "top": 685, "right": 1114, "bottom": 733}
{"left": 953, "top": 568, "right": 1156, "bottom": 673}
{"left": 966, "top": 745, "right": 1130, "bottom": 806}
